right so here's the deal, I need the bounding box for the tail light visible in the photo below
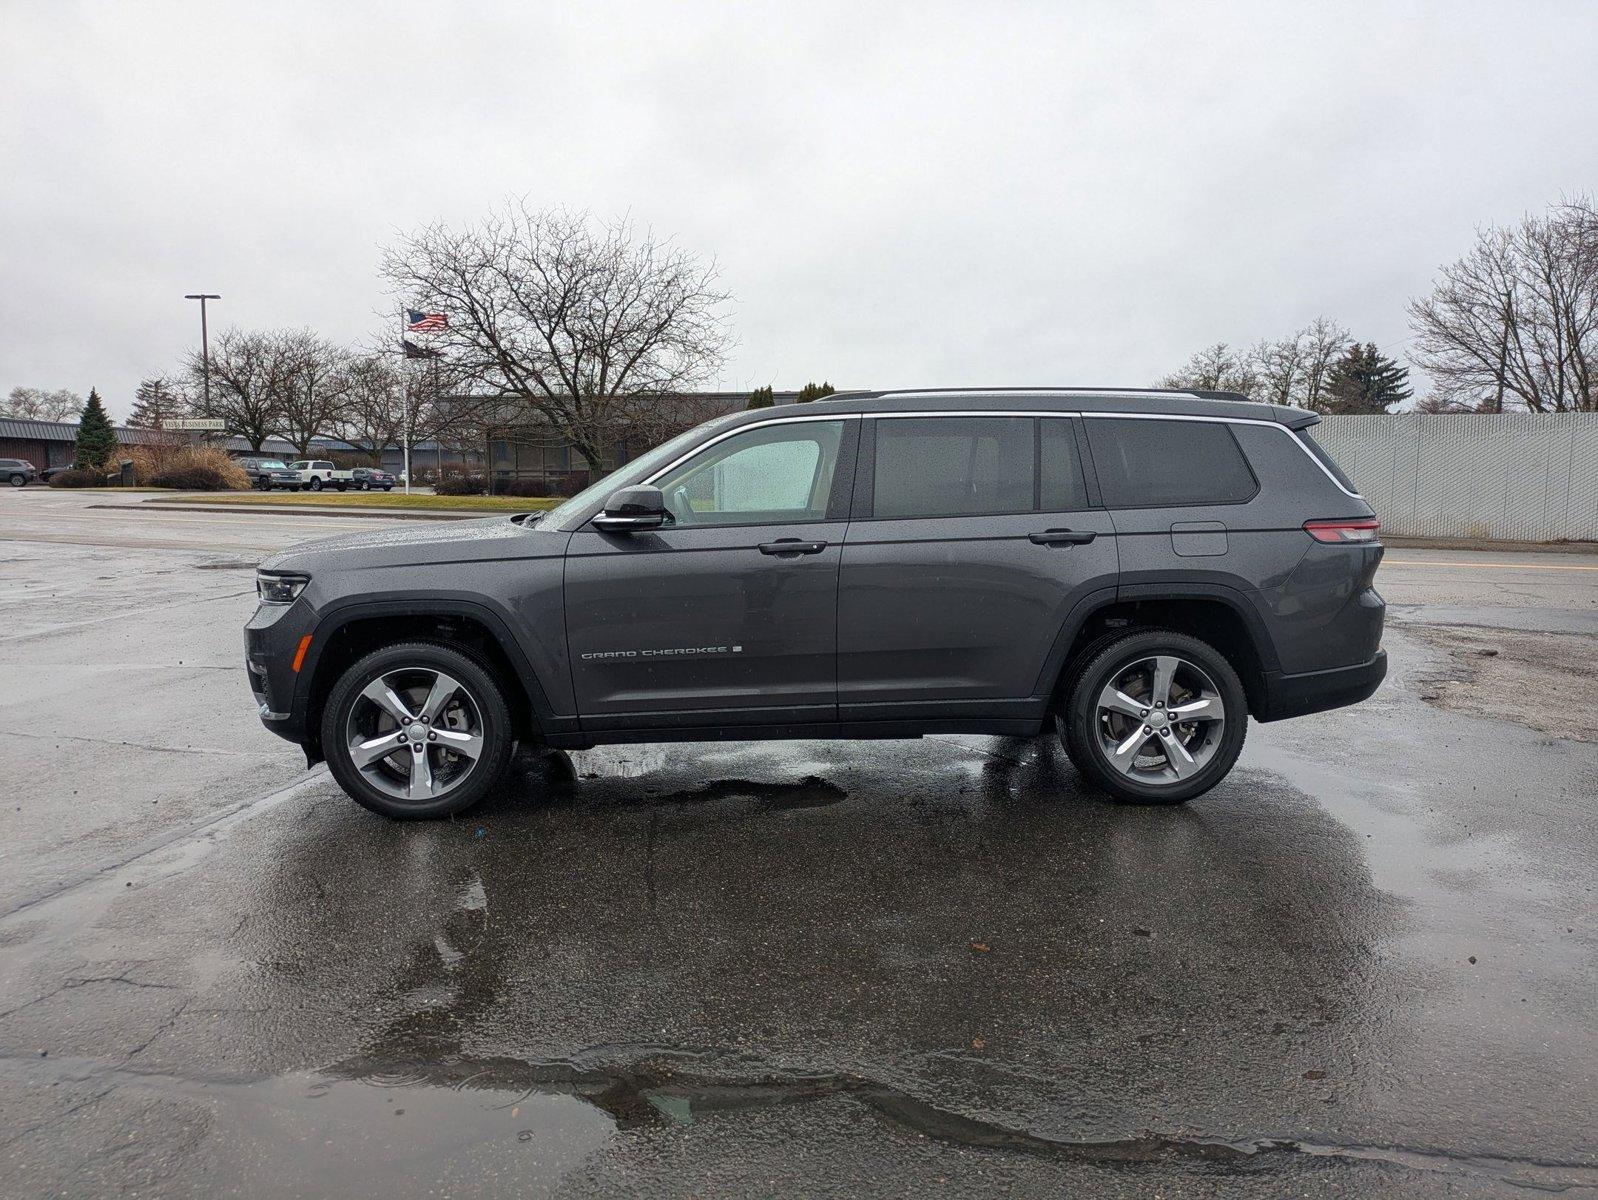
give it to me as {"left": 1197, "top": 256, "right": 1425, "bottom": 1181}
{"left": 1304, "top": 517, "right": 1380, "bottom": 544}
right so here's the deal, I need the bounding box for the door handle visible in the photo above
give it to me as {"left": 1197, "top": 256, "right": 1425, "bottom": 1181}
{"left": 1028, "top": 529, "right": 1097, "bottom": 546}
{"left": 758, "top": 539, "right": 828, "bottom": 556}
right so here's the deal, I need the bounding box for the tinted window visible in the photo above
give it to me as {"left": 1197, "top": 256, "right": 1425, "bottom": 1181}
{"left": 1084, "top": 418, "right": 1257, "bottom": 507}
{"left": 873, "top": 417, "right": 1033, "bottom": 518}
{"left": 653, "top": 419, "right": 844, "bottom": 526}
{"left": 1039, "top": 419, "right": 1089, "bottom": 511}
{"left": 1295, "top": 428, "right": 1357, "bottom": 493}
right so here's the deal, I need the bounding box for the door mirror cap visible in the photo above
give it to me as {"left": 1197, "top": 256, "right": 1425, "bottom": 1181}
{"left": 592, "top": 485, "right": 668, "bottom": 533}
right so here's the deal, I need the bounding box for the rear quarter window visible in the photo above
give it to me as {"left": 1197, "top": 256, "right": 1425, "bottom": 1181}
{"left": 1295, "top": 428, "right": 1359, "bottom": 494}
{"left": 1084, "top": 418, "right": 1258, "bottom": 508}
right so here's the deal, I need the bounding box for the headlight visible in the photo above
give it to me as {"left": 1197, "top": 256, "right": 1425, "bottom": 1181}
{"left": 256, "top": 571, "right": 309, "bottom": 604}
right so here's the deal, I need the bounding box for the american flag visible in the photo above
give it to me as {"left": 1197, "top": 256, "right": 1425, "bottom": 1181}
{"left": 406, "top": 309, "right": 448, "bottom": 332}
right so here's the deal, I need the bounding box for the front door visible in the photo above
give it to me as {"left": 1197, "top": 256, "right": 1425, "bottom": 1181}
{"left": 564, "top": 417, "right": 857, "bottom": 731}
{"left": 837, "top": 414, "right": 1118, "bottom": 720}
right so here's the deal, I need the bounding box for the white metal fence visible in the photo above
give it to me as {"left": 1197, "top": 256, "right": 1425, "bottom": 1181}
{"left": 1313, "top": 413, "right": 1598, "bottom": 542}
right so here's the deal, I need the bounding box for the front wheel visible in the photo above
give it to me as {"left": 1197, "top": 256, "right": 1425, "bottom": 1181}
{"left": 322, "top": 642, "right": 516, "bottom": 819}
{"left": 8, "top": 474, "right": 25, "bottom": 487}
{"left": 307, "top": 477, "right": 323, "bottom": 492}
{"left": 1058, "top": 630, "right": 1247, "bottom": 805}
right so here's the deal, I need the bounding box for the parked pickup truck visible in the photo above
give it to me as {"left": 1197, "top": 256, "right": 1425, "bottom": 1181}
{"left": 287, "top": 460, "right": 356, "bottom": 492}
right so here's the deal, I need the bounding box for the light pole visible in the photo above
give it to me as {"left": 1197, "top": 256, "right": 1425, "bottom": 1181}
{"left": 184, "top": 293, "right": 220, "bottom": 411}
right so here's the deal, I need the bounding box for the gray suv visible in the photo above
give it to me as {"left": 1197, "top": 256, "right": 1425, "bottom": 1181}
{"left": 245, "top": 389, "right": 1385, "bottom": 819}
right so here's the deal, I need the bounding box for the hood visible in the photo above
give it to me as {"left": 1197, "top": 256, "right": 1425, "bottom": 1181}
{"left": 260, "top": 514, "right": 565, "bottom": 574}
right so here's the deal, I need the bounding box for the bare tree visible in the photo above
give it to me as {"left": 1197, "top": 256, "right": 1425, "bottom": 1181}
{"left": 380, "top": 202, "right": 733, "bottom": 471}
{"left": 1159, "top": 343, "right": 1260, "bottom": 399}
{"left": 188, "top": 329, "right": 291, "bottom": 452}
{"left": 338, "top": 353, "right": 408, "bottom": 465}
{"left": 3, "top": 386, "right": 83, "bottom": 422}
{"left": 1162, "top": 319, "right": 1351, "bottom": 410}
{"left": 275, "top": 330, "right": 351, "bottom": 457}
{"left": 1409, "top": 199, "right": 1598, "bottom": 412}
{"left": 127, "top": 376, "right": 188, "bottom": 429}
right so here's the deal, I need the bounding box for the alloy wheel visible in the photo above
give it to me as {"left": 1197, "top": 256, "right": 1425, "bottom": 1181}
{"left": 1093, "top": 654, "right": 1227, "bottom": 785}
{"left": 344, "top": 667, "right": 486, "bottom": 802}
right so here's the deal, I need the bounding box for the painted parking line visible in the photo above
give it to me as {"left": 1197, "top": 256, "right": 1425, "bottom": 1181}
{"left": 1384, "top": 560, "right": 1598, "bottom": 571}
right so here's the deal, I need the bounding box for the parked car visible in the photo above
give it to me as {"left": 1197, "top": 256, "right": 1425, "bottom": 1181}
{"left": 246, "top": 388, "right": 1386, "bottom": 820}
{"left": 238, "top": 458, "right": 303, "bottom": 490}
{"left": 286, "top": 460, "right": 356, "bottom": 491}
{"left": 351, "top": 467, "right": 396, "bottom": 491}
{"left": 2, "top": 458, "right": 39, "bottom": 486}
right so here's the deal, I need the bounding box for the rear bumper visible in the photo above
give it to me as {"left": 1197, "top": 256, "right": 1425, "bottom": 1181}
{"left": 1256, "top": 650, "right": 1386, "bottom": 722}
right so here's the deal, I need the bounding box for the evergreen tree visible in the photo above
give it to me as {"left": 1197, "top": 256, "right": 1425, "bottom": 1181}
{"left": 1320, "top": 343, "right": 1412, "bottom": 415}
{"left": 747, "top": 385, "right": 774, "bottom": 410}
{"left": 796, "top": 381, "right": 835, "bottom": 403}
{"left": 73, "top": 388, "right": 119, "bottom": 469}
{"left": 128, "top": 376, "right": 185, "bottom": 429}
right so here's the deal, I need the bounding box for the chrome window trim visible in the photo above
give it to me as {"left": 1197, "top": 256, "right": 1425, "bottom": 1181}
{"left": 642, "top": 413, "right": 860, "bottom": 486}
{"left": 636, "top": 406, "right": 1361, "bottom": 503}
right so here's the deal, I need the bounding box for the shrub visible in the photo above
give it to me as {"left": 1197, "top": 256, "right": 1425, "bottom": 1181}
{"left": 503, "top": 479, "right": 550, "bottom": 497}
{"left": 435, "top": 474, "right": 486, "bottom": 496}
{"left": 149, "top": 465, "right": 234, "bottom": 490}
{"left": 128, "top": 443, "right": 248, "bottom": 490}
{"left": 48, "top": 468, "right": 110, "bottom": 488}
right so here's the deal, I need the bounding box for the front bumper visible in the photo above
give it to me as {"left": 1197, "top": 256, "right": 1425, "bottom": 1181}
{"left": 245, "top": 600, "right": 315, "bottom": 745}
{"left": 1256, "top": 650, "right": 1387, "bottom": 722}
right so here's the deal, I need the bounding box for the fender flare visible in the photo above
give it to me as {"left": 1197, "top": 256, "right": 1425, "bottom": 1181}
{"left": 293, "top": 594, "right": 564, "bottom": 734}
{"left": 1030, "top": 582, "right": 1283, "bottom": 701}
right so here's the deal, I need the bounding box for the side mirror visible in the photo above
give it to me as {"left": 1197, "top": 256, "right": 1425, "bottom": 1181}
{"left": 592, "top": 485, "right": 668, "bottom": 533}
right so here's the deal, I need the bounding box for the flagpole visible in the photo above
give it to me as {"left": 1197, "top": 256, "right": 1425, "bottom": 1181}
{"left": 400, "top": 306, "right": 412, "bottom": 495}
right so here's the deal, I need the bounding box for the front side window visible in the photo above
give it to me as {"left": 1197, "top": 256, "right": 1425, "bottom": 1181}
{"left": 873, "top": 416, "right": 1033, "bottom": 519}
{"left": 1084, "top": 418, "right": 1258, "bottom": 508}
{"left": 651, "top": 420, "right": 845, "bottom": 526}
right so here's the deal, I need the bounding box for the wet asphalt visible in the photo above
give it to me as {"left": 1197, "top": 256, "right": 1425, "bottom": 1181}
{"left": 2, "top": 490, "right": 1596, "bottom": 1198}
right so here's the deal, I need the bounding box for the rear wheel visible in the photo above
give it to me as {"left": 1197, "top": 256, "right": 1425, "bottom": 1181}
{"left": 321, "top": 642, "right": 517, "bottom": 819}
{"left": 1059, "top": 630, "right": 1247, "bottom": 805}
{"left": 8, "top": 473, "right": 25, "bottom": 487}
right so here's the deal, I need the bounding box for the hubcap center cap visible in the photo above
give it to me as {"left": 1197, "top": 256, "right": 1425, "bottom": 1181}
{"left": 1149, "top": 712, "right": 1168, "bottom": 729}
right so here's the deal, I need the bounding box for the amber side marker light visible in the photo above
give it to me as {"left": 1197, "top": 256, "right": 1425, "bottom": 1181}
{"left": 291, "top": 635, "right": 313, "bottom": 673}
{"left": 1304, "top": 517, "right": 1381, "bottom": 544}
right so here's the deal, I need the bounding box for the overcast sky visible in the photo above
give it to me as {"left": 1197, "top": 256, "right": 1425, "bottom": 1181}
{"left": 4, "top": 1, "right": 1596, "bottom": 420}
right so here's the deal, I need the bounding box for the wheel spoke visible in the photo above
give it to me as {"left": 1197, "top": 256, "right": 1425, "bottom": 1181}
{"left": 1149, "top": 657, "right": 1179, "bottom": 709}
{"left": 1168, "top": 694, "right": 1223, "bottom": 722}
{"left": 1161, "top": 733, "right": 1200, "bottom": 780}
{"left": 360, "top": 679, "right": 415, "bottom": 724}
{"left": 1109, "top": 727, "right": 1152, "bottom": 775}
{"left": 1097, "top": 685, "right": 1146, "bottom": 720}
{"left": 432, "top": 728, "right": 483, "bottom": 760}
{"left": 407, "top": 745, "right": 435, "bottom": 799}
{"left": 351, "top": 733, "right": 404, "bottom": 769}
{"left": 418, "top": 673, "right": 463, "bottom": 724}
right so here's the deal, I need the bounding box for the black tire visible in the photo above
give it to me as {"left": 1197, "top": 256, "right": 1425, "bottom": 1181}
{"left": 321, "top": 641, "right": 517, "bottom": 820}
{"left": 1058, "top": 629, "right": 1247, "bottom": 805}
{"left": 308, "top": 477, "right": 323, "bottom": 492}
{"left": 8, "top": 474, "right": 25, "bottom": 487}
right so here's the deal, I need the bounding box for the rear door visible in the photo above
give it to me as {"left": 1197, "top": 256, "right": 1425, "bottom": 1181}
{"left": 836, "top": 414, "right": 1118, "bottom": 719}
{"left": 564, "top": 416, "right": 857, "bottom": 730}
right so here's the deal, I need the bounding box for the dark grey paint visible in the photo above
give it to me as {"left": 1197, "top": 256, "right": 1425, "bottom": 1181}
{"left": 246, "top": 389, "right": 1385, "bottom": 757}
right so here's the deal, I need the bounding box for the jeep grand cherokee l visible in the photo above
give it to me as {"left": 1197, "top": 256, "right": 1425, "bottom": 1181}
{"left": 245, "top": 388, "right": 1385, "bottom": 819}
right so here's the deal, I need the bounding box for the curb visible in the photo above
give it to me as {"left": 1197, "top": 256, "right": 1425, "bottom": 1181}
{"left": 1382, "top": 535, "right": 1598, "bottom": 555}
{"left": 87, "top": 503, "right": 481, "bottom": 521}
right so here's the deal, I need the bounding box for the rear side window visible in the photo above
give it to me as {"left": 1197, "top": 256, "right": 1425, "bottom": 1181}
{"left": 1295, "top": 428, "right": 1358, "bottom": 493}
{"left": 873, "top": 417, "right": 1033, "bottom": 518}
{"left": 1084, "top": 418, "right": 1257, "bottom": 508}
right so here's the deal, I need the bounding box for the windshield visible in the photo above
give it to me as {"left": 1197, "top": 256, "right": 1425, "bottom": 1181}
{"left": 542, "top": 411, "right": 746, "bottom": 531}
{"left": 258, "top": 461, "right": 288, "bottom": 470}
